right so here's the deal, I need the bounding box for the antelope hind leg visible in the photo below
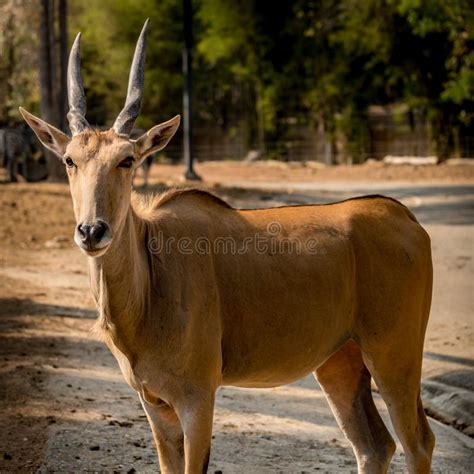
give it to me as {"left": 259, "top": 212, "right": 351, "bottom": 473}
{"left": 362, "top": 347, "right": 435, "bottom": 474}
{"left": 359, "top": 284, "right": 435, "bottom": 474}
{"left": 315, "top": 340, "right": 396, "bottom": 474}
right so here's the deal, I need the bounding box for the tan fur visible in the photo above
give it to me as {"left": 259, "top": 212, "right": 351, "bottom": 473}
{"left": 78, "top": 128, "right": 117, "bottom": 148}
{"left": 97, "top": 188, "right": 434, "bottom": 474}
{"left": 20, "top": 111, "right": 435, "bottom": 474}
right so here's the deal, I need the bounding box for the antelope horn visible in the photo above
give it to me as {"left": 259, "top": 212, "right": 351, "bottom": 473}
{"left": 67, "top": 33, "right": 91, "bottom": 136}
{"left": 113, "top": 19, "right": 149, "bottom": 136}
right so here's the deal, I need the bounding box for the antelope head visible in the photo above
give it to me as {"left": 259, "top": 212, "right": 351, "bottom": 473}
{"left": 20, "top": 20, "right": 180, "bottom": 257}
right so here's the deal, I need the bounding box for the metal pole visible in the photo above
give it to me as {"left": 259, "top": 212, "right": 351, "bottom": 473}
{"left": 182, "top": 0, "right": 201, "bottom": 180}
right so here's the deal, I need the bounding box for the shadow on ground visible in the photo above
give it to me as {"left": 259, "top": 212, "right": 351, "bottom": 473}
{"left": 1, "top": 297, "right": 96, "bottom": 319}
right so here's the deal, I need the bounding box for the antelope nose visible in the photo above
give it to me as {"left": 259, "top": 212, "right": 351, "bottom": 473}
{"left": 77, "top": 221, "right": 109, "bottom": 248}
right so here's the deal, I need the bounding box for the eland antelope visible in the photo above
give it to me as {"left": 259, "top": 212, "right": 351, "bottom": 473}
{"left": 20, "top": 20, "right": 435, "bottom": 474}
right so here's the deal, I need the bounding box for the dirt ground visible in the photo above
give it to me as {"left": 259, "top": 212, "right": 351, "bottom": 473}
{"left": 148, "top": 159, "right": 474, "bottom": 186}
{"left": 1, "top": 161, "right": 473, "bottom": 472}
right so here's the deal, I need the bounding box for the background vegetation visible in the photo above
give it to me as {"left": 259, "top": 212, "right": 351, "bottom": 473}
{"left": 1, "top": 0, "right": 473, "bottom": 163}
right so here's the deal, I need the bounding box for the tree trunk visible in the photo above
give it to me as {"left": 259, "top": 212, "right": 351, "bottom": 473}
{"left": 39, "top": 0, "right": 53, "bottom": 123}
{"left": 39, "top": 0, "right": 67, "bottom": 181}
{"left": 57, "top": 0, "right": 68, "bottom": 132}
{"left": 1, "top": 12, "right": 15, "bottom": 125}
{"left": 432, "top": 109, "right": 451, "bottom": 164}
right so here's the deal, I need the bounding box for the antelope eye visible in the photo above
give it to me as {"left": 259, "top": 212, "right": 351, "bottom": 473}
{"left": 64, "top": 157, "right": 75, "bottom": 168}
{"left": 118, "top": 156, "right": 135, "bottom": 168}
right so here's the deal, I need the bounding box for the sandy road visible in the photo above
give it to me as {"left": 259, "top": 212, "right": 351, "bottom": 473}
{"left": 0, "top": 168, "right": 473, "bottom": 472}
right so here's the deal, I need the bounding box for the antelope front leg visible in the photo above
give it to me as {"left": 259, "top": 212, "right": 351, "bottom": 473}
{"left": 139, "top": 394, "right": 185, "bottom": 473}
{"left": 175, "top": 391, "right": 216, "bottom": 474}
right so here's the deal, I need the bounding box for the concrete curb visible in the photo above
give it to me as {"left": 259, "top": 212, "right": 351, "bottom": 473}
{"left": 422, "top": 380, "right": 474, "bottom": 437}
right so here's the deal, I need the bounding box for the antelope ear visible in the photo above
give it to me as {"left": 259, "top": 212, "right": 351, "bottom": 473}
{"left": 133, "top": 115, "right": 180, "bottom": 162}
{"left": 19, "top": 107, "right": 70, "bottom": 158}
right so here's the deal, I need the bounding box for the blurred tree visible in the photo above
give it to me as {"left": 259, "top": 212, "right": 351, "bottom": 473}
{"left": 38, "top": 0, "right": 68, "bottom": 180}
{"left": 395, "top": 0, "right": 473, "bottom": 161}
{"left": 65, "top": 0, "right": 473, "bottom": 161}
{"left": 7, "top": 0, "right": 469, "bottom": 164}
{"left": 289, "top": 0, "right": 473, "bottom": 162}
{"left": 0, "top": 0, "right": 39, "bottom": 125}
{"left": 196, "top": 0, "right": 265, "bottom": 151}
{"left": 68, "top": 0, "right": 183, "bottom": 131}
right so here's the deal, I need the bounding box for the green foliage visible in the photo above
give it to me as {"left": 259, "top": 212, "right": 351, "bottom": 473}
{"left": 197, "top": 0, "right": 254, "bottom": 69}
{"left": 2, "top": 0, "right": 472, "bottom": 159}
{"left": 0, "top": 0, "right": 39, "bottom": 124}
{"left": 393, "top": 0, "right": 473, "bottom": 158}
{"left": 69, "top": 0, "right": 183, "bottom": 129}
